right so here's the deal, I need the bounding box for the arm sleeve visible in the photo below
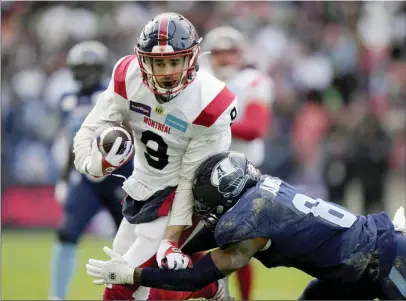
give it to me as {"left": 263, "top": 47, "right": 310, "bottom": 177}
{"left": 73, "top": 60, "right": 130, "bottom": 174}
{"left": 168, "top": 98, "right": 238, "bottom": 227}
{"left": 141, "top": 253, "right": 225, "bottom": 291}
{"left": 231, "top": 75, "right": 274, "bottom": 141}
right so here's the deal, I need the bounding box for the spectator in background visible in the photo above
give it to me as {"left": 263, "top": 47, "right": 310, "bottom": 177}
{"left": 351, "top": 109, "right": 391, "bottom": 213}
{"left": 1, "top": 1, "right": 405, "bottom": 223}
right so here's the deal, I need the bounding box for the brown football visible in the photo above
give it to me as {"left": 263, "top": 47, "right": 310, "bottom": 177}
{"left": 97, "top": 121, "right": 134, "bottom": 155}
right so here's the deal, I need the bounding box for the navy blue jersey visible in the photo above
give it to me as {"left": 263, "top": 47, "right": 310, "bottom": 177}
{"left": 215, "top": 175, "right": 396, "bottom": 283}
{"left": 59, "top": 86, "right": 105, "bottom": 137}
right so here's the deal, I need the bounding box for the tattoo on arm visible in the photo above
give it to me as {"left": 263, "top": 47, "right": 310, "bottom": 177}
{"left": 212, "top": 237, "right": 268, "bottom": 275}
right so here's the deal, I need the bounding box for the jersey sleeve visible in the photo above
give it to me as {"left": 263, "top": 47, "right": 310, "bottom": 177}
{"left": 168, "top": 90, "right": 238, "bottom": 227}
{"left": 73, "top": 56, "right": 132, "bottom": 174}
{"left": 214, "top": 189, "right": 268, "bottom": 249}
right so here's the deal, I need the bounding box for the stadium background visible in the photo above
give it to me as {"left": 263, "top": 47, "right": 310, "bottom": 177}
{"left": 1, "top": 1, "right": 405, "bottom": 300}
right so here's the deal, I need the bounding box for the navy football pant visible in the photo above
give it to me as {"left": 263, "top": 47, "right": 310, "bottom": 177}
{"left": 57, "top": 176, "right": 124, "bottom": 244}
{"left": 299, "top": 233, "right": 406, "bottom": 300}
{"left": 380, "top": 232, "right": 406, "bottom": 299}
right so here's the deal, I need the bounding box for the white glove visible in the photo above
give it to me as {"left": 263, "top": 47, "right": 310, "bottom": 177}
{"left": 54, "top": 180, "right": 68, "bottom": 204}
{"left": 393, "top": 206, "right": 406, "bottom": 234}
{"left": 156, "top": 239, "right": 191, "bottom": 270}
{"left": 85, "top": 137, "right": 134, "bottom": 177}
{"left": 86, "top": 246, "right": 134, "bottom": 285}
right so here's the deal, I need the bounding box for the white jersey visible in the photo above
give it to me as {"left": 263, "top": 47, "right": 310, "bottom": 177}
{"left": 73, "top": 55, "right": 237, "bottom": 226}
{"left": 226, "top": 68, "right": 274, "bottom": 166}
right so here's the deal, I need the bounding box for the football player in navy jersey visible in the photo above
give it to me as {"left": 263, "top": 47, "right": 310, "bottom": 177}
{"left": 87, "top": 151, "right": 406, "bottom": 300}
{"left": 48, "top": 41, "right": 133, "bottom": 300}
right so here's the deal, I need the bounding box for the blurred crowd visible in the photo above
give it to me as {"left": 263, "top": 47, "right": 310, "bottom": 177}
{"left": 2, "top": 1, "right": 405, "bottom": 213}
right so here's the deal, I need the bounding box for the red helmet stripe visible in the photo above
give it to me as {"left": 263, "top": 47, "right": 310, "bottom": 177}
{"left": 158, "top": 15, "right": 169, "bottom": 46}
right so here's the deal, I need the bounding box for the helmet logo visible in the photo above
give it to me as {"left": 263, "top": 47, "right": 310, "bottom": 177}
{"left": 211, "top": 157, "right": 248, "bottom": 198}
{"left": 159, "top": 46, "right": 166, "bottom": 53}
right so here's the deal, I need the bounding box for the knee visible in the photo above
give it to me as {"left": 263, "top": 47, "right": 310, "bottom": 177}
{"left": 134, "top": 217, "right": 168, "bottom": 240}
{"left": 113, "top": 235, "right": 132, "bottom": 256}
{"left": 112, "top": 219, "right": 136, "bottom": 255}
{"left": 56, "top": 227, "right": 79, "bottom": 244}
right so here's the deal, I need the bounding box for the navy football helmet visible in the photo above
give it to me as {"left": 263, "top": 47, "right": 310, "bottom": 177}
{"left": 192, "top": 152, "right": 261, "bottom": 229}
{"left": 67, "top": 40, "right": 108, "bottom": 91}
{"left": 135, "top": 12, "right": 201, "bottom": 101}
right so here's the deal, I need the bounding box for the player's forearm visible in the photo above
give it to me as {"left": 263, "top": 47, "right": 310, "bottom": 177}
{"left": 73, "top": 96, "right": 128, "bottom": 174}
{"left": 73, "top": 129, "right": 94, "bottom": 174}
{"left": 231, "top": 102, "right": 270, "bottom": 141}
{"left": 164, "top": 225, "right": 185, "bottom": 242}
{"left": 138, "top": 253, "right": 226, "bottom": 291}
{"left": 167, "top": 180, "right": 194, "bottom": 231}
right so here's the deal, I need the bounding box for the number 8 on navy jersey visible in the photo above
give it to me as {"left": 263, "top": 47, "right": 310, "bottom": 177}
{"left": 292, "top": 194, "right": 357, "bottom": 228}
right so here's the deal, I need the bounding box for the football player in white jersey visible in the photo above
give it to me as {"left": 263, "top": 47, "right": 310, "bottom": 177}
{"left": 202, "top": 26, "right": 274, "bottom": 300}
{"left": 74, "top": 13, "right": 236, "bottom": 300}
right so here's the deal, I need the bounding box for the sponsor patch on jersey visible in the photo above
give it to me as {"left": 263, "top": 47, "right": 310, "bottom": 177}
{"left": 165, "top": 114, "right": 188, "bottom": 133}
{"left": 130, "top": 101, "right": 151, "bottom": 117}
{"left": 154, "top": 106, "right": 164, "bottom": 115}
{"left": 144, "top": 116, "right": 171, "bottom": 134}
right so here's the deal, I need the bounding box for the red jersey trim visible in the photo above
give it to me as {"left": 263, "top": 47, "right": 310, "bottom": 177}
{"left": 193, "top": 86, "right": 235, "bottom": 127}
{"left": 114, "top": 55, "right": 136, "bottom": 100}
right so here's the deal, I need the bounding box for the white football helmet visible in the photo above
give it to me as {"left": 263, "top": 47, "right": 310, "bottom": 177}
{"left": 203, "top": 26, "right": 246, "bottom": 81}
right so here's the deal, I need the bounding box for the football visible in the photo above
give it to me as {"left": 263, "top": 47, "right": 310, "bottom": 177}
{"left": 97, "top": 121, "right": 134, "bottom": 155}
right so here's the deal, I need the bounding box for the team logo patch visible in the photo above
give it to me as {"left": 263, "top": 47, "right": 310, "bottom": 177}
{"left": 165, "top": 114, "right": 188, "bottom": 133}
{"left": 130, "top": 101, "right": 151, "bottom": 117}
{"left": 211, "top": 154, "right": 248, "bottom": 198}
{"left": 155, "top": 106, "right": 164, "bottom": 115}
{"left": 105, "top": 167, "right": 115, "bottom": 173}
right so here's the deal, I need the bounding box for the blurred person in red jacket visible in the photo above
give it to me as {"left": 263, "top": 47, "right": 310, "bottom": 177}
{"left": 202, "top": 26, "right": 274, "bottom": 300}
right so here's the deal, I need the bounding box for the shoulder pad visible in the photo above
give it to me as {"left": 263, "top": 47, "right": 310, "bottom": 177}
{"left": 215, "top": 188, "right": 266, "bottom": 248}
{"left": 113, "top": 55, "right": 139, "bottom": 100}
{"left": 192, "top": 71, "right": 236, "bottom": 128}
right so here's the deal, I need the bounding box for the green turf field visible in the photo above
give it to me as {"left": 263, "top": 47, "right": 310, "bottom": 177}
{"left": 2, "top": 230, "right": 312, "bottom": 300}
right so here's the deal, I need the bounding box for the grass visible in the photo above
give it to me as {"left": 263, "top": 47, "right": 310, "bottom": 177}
{"left": 1, "top": 230, "right": 312, "bottom": 300}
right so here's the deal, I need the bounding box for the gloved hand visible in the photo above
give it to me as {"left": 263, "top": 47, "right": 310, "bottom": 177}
{"left": 156, "top": 239, "right": 191, "bottom": 270}
{"left": 54, "top": 180, "right": 68, "bottom": 204}
{"left": 86, "top": 246, "right": 135, "bottom": 285}
{"left": 85, "top": 137, "right": 134, "bottom": 177}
